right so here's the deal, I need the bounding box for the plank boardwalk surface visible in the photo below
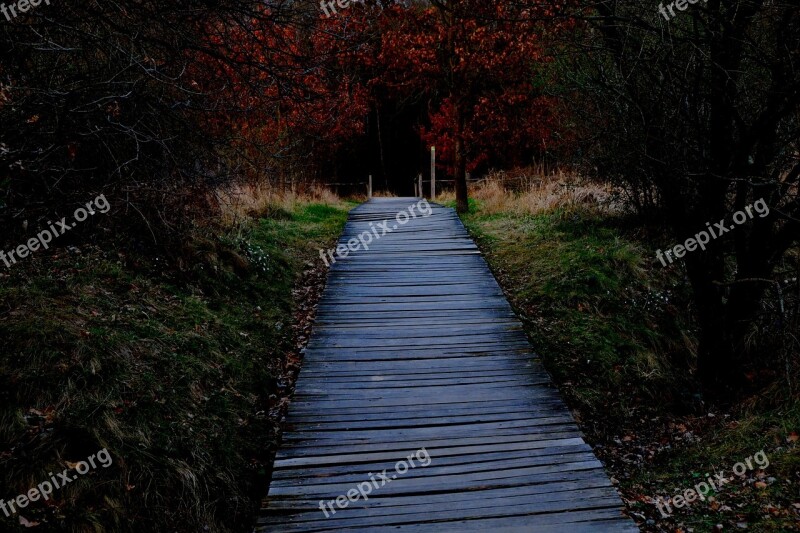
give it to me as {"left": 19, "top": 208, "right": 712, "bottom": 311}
{"left": 257, "top": 198, "right": 636, "bottom": 532}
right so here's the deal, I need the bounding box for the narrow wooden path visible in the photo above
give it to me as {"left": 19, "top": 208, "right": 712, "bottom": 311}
{"left": 257, "top": 198, "right": 636, "bottom": 532}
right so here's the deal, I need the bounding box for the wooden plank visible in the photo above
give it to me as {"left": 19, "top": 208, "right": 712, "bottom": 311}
{"left": 270, "top": 451, "right": 600, "bottom": 486}
{"left": 267, "top": 462, "right": 610, "bottom": 498}
{"left": 273, "top": 437, "right": 588, "bottom": 468}
{"left": 284, "top": 412, "right": 572, "bottom": 430}
{"left": 261, "top": 510, "right": 638, "bottom": 533}
{"left": 284, "top": 410, "right": 572, "bottom": 431}
{"left": 270, "top": 494, "right": 626, "bottom": 528}
{"left": 275, "top": 431, "right": 583, "bottom": 461}
{"left": 282, "top": 419, "right": 579, "bottom": 444}
{"left": 270, "top": 445, "right": 596, "bottom": 481}
{"left": 270, "top": 458, "right": 607, "bottom": 492}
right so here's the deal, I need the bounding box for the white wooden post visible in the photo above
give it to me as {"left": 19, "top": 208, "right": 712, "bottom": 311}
{"left": 368, "top": 175, "right": 372, "bottom": 198}
{"left": 430, "top": 146, "right": 436, "bottom": 200}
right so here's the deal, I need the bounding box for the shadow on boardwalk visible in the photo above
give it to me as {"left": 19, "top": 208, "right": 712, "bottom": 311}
{"left": 257, "top": 198, "right": 636, "bottom": 532}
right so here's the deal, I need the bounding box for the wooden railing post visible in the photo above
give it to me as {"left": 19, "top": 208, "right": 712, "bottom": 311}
{"left": 368, "top": 174, "right": 372, "bottom": 198}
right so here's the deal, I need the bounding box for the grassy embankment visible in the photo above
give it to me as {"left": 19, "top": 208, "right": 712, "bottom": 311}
{"left": 441, "top": 176, "right": 800, "bottom": 532}
{"left": 0, "top": 186, "right": 354, "bottom": 532}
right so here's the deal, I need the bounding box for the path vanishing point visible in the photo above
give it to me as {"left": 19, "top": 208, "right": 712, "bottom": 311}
{"left": 256, "top": 198, "right": 637, "bottom": 532}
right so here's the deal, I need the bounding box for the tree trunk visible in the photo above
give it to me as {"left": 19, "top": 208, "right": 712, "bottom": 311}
{"left": 686, "top": 254, "right": 731, "bottom": 394}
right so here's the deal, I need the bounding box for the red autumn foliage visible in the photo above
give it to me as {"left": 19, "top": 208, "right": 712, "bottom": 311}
{"left": 375, "top": 1, "right": 567, "bottom": 183}
{"left": 190, "top": 1, "right": 569, "bottom": 197}
{"left": 188, "top": 7, "right": 372, "bottom": 181}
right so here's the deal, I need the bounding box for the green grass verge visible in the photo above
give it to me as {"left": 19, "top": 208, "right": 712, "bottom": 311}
{"left": 456, "top": 200, "right": 694, "bottom": 423}
{"left": 0, "top": 200, "right": 352, "bottom": 532}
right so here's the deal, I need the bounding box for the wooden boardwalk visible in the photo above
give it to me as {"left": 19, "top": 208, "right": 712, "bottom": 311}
{"left": 256, "top": 198, "right": 636, "bottom": 532}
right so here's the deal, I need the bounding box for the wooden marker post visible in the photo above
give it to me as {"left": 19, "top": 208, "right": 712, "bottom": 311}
{"left": 430, "top": 146, "right": 436, "bottom": 200}
{"left": 368, "top": 175, "right": 372, "bottom": 198}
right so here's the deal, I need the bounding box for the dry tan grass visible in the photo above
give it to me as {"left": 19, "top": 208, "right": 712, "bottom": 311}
{"left": 371, "top": 190, "right": 398, "bottom": 198}
{"left": 215, "top": 182, "right": 343, "bottom": 227}
{"left": 215, "top": 169, "right": 618, "bottom": 225}
{"left": 437, "top": 168, "right": 621, "bottom": 215}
